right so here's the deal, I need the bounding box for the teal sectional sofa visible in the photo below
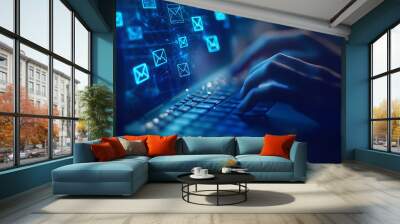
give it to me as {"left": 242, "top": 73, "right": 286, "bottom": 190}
{"left": 52, "top": 137, "right": 307, "bottom": 196}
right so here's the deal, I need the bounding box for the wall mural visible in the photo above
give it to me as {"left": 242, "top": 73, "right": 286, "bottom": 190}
{"left": 116, "top": 0, "right": 344, "bottom": 162}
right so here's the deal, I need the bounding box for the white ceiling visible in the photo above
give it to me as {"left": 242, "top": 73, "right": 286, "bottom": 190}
{"left": 166, "top": 0, "right": 384, "bottom": 38}
{"left": 227, "top": 0, "right": 353, "bottom": 24}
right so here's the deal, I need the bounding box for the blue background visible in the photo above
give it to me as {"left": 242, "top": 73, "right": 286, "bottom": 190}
{"left": 116, "top": 0, "right": 344, "bottom": 163}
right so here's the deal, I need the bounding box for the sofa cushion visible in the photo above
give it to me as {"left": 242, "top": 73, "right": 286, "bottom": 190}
{"left": 118, "top": 138, "right": 147, "bottom": 156}
{"left": 236, "top": 137, "right": 263, "bottom": 155}
{"left": 124, "top": 135, "right": 148, "bottom": 142}
{"left": 147, "top": 135, "right": 177, "bottom": 157}
{"left": 101, "top": 137, "right": 127, "bottom": 158}
{"left": 73, "top": 140, "right": 100, "bottom": 163}
{"left": 181, "top": 137, "right": 235, "bottom": 155}
{"left": 53, "top": 158, "right": 147, "bottom": 183}
{"left": 149, "top": 154, "right": 235, "bottom": 172}
{"left": 236, "top": 155, "right": 293, "bottom": 172}
{"left": 260, "top": 134, "right": 296, "bottom": 159}
{"left": 91, "top": 142, "right": 118, "bottom": 161}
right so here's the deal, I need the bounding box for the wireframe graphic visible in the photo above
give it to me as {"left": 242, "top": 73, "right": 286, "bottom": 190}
{"left": 167, "top": 4, "right": 184, "bottom": 24}
{"left": 204, "top": 35, "right": 220, "bottom": 53}
{"left": 178, "top": 36, "right": 188, "bottom": 48}
{"left": 116, "top": 11, "right": 123, "bottom": 27}
{"left": 191, "top": 16, "right": 204, "bottom": 32}
{"left": 142, "top": 0, "right": 157, "bottom": 9}
{"left": 177, "top": 62, "right": 190, "bottom": 77}
{"left": 152, "top": 48, "right": 168, "bottom": 67}
{"left": 127, "top": 26, "right": 143, "bottom": 41}
{"left": 214, "top": 11, "right": 227, "bottom": 21}
{"left": 132, "top": 63, "right": 150, "bottom": 85}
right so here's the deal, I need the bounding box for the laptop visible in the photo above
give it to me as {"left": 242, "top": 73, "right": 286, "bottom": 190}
{"left": 116, "top": 1, "right": 318, "bottom": 137}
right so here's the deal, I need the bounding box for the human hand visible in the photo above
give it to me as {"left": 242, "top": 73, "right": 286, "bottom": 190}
{"left": 237, "top": 53, "right": 340, "bottom": 120}
{"left": 231, "top": 29, "right": 341, "bottom": 77}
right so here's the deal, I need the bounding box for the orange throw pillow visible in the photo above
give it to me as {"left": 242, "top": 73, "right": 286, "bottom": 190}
{"left": 91, "top": 142, "right": 117, "bottom": 162}
{"left": 146, "top": 135, "right": 177, "bottom": 157}
{"left": 124, "top": 135, "right": 148, "bottom": 141}
{"left": 101, "top": 137, "right": 127, "bottom": 158}
{"left": 260, "top": 134, "right": 296, "bottom": 159}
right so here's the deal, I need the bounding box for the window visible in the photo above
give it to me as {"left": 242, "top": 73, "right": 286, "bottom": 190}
{"left": 0, "top": 53, "right": 8, "bottom": 89}
{"left": 35, "top": 84, "right": 40, "bottom": 95}
{"left": 0, "top": 116, "right": 14, "bottom": 170}
{"left": 19, "top": 117, "right": 49, "bottom": 165}
{"left": 28, "top": 81, "right": 34, "bottom": 94}
{"left": 28, "top": 67, "right": 34, "bottom": 80}
{"left": 74, "top": 69, "right": 89, "bottom": 118}
{"left": 20, "top": 0, "right": 49, "bottom": 49}
{"left": 0, "top": 0, "right": 91, "bottom": 170}
{"left": 35, "top": 70, "right": 40, "bottom": 81}
{"left": 42, "top": 85, "right": 46, "bottom": 97}
{"left": 370, "top": 23, "right": 400, "bottom": 154}
{"left": 0, "top": 71, "right": 6, "bottom": 85}
{"left": 0, "top": 0, "right": 14, "bottom": 32}
{"left": 53, "top": 59, "right": 72, "bottom": 117}
{"left": 0, "top": 55, "right": 7, "bottom": 67}
{"left": 74, "top": 18, "right": 90, "bottom": 70}
{"left": 53, "top": 119, "right": 72, "bottom": 158}
{"left": 0, "top": 34, "right": 14, "bottom": 113}
{"left": 53, "top": 0, "right": 72, "bottom": 60}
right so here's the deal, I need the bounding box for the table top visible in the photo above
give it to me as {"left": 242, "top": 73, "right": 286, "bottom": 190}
{"left": 177, "top": 172, "right": 255, "bottom": 185}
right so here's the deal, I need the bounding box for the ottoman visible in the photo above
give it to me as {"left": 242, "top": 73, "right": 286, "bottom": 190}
{"left": 52, "top": 157, "right": 148, "bottom": 196}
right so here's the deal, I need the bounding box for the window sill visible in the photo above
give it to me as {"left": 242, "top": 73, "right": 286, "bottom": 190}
{"left": 0, "top": 156, "right": 72, "bottom": 176}
{"left": 355, "top": 148, "right": 400, "bottom": 172}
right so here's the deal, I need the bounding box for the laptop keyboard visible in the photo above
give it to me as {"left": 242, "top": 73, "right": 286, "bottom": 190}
{"left": 143, "top": 82, "right": 272, "bottom": 136}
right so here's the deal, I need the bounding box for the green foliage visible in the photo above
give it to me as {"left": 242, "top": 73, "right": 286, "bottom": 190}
{"left": 79, "top": 84, "right": 113, "bottom": 140}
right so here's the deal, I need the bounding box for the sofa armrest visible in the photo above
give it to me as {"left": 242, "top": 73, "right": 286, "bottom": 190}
{"left": 289, "top": 141, "right": 307, "bottom": 181}
{"left": 73, "top": 140, "right": 99, "bottom": 163}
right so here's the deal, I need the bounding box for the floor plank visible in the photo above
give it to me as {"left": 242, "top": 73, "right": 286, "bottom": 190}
{"left": 1, "top": 162, "right": 400, "bottom": 224}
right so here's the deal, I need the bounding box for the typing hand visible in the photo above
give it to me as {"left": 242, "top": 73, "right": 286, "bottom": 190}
{"left": 237, "top": 53, "right": 340, "bottom": 120}
{"left": 231, "top": 29, "right": 341, "bottom": 76}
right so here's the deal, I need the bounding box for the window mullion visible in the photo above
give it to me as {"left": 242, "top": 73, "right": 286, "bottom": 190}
{"left": 71, "top": 10, "right": 76, "bottom": 154}
{"left": 13, "top": 0, "right": 21, "bottom": 166}
{"left": 388, "top": 30, "right": 391, "bottom": 152}
{"left": 48, "top": 0, "right": 54, "bottom": 160}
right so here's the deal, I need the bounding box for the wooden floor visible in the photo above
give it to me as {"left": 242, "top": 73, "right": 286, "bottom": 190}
{"left": 1, "top": 162, "right": 400, "bottom": 224}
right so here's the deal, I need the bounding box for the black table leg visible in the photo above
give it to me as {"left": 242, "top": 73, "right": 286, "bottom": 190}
{"left": 187, "top": 184, "right": 190, "bottom": 202}
{"left": 195, "top": 184, "right": 197, "bottom": 192}
{"left": 216, "top": 184, "right": 219, "bottom": 206}
{"left": 245, "top": 183, "right": 247, "bottom": 201}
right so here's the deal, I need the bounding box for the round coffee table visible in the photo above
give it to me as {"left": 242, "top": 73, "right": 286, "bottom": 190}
{"left": 177, "top": 173, "right": 255, "bottom": 206}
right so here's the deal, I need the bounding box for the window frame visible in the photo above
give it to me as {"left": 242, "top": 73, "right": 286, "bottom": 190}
{"left": 0, "top": 0, "right": 92, "bottom": 171}
{"left": 370, "top": 20, "right": 400, "bottom": 154}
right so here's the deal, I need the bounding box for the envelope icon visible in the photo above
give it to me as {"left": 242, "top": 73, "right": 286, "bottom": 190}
{"left": 178, "top": 36, "right": 188, "bottom": 48}
{"left": 205, "top": 35, "right": 220, "bottom": 53}
{"left": 152, "top": 48, "right": 167, "bottom": 67}
{"left": 142, "top": 0, "right": 156, "bottom": 9}
{"left": 132, "top": 63, "right": 150, "bottom": 85}
{"left": 116, "top": 11, "right": 123, "bottom": 27}
{"left": 167, "top": 4, "right": 184, "bottom": 24}
{"left": 214, "top": 11, "right": 226, "bottom": 21}
{"left": 191, "top": 16, "right": 203, "bottom": 32}
{"left": 177, "top": 62, "right": 190, "bottom": 77}
{"left": 127, "top": 26, "right": 143, "bottom": 41}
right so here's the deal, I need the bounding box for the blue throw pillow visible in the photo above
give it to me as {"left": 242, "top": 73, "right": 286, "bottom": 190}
{"left": 236, "top": 137, "right": 264, "bottom": 155}
{"left": 181, "top": 137, "right": 235, "bottom": 155}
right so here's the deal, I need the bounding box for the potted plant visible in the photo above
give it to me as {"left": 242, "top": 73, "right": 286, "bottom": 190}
{"left": 79, "top": 84, "right": 113, "bottom": 140}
